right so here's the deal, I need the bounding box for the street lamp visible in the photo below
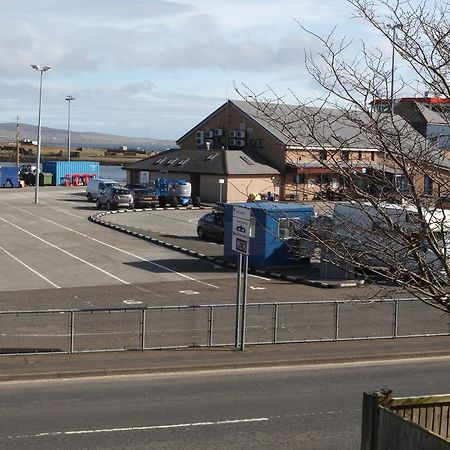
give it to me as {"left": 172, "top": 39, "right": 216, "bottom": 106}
{"left": 31, "top": 64, "right": 52, "bottom": 204}
{"left": 390, "top": 24, "right": 401, "bottom": 115}
{"left": 66, "top": 95, "right": 75, "bottom": 162}
{"left": 219, "top": 178, "right": 224, "bottom": 202}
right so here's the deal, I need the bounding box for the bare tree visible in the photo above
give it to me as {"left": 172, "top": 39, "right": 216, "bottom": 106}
{"left": 237, "top": 0, "right": 450, "bottom": 311}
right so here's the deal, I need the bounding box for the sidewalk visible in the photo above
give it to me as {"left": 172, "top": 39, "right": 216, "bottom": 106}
{"left": 1, "top": 336, "right": 449, "bottom": 382}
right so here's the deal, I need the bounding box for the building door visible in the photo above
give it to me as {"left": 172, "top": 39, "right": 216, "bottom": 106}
{"left": 190, "top": 173, "right": 200, "bottom": 198}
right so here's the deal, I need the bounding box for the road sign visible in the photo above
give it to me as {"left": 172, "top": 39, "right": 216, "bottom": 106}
{"left": 232, "top": 206, "right": 251, "bottom": 239}
{"left": 233, "top": 205, "right": 251, "bottom": 221}
{"left": 232, "top": 206, "right": 250, "bottom": 254}
{"left": 232, "top": 235, "right": 249, "bottom": 255}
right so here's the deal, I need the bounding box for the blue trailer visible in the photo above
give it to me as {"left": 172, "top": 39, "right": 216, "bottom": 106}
{"left": 0, "top": 166, "right": 20, "bottom": 188}
{"left": 223, "top": 201, "right": 314, "bottom": 267}
{"left": 42, "top": 161, "right": 99, "bottom": 186}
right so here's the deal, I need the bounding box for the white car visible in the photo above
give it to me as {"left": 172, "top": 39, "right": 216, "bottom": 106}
{"left": 86, "top": 178, "right": 119, "bottom": 202}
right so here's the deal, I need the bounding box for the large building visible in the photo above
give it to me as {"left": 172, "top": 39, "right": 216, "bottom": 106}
{"left": 124, "top": 97, "right": 450, "bottom": 202}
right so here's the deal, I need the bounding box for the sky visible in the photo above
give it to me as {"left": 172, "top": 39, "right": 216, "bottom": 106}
{"left": 0, "top": 0, "right": 387, "bottom": 140}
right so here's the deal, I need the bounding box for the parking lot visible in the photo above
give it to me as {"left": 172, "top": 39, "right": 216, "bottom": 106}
{"left": 0, "top": 186, "right": 396, "bottom": 312}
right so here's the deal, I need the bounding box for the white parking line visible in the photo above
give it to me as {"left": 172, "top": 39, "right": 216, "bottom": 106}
{"left": 5, "top": 204, "right": 220, "bottom": 289}
{"left": 0, "top": 245, "right": 60, "bottom": 288}
{"left": 0, "top": 217, "right": 130, "bottom": 285}
{"left": 249, "top": 274, "right": 271, "bottom": 281}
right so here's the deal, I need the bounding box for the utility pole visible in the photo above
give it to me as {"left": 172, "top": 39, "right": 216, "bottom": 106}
{"left": 15, "top": 116, "right": 20, "bottom": 167}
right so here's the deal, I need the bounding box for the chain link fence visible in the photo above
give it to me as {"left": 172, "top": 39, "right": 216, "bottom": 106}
{"left": 0, "top": 298, "right": 449, "bottom": 355}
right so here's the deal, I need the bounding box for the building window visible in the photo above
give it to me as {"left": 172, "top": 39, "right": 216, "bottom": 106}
{"left": 371, "top": 151, "right": 375, "bottom": 161}
{"left": 294, "top": 174, "right": 304, "bottom": 184}
{"left": 424, "top": 175, "right": 433, "bottom": 195}
{"left": 341, "top": 150, "right": 349, "bottom": 161}
{"left": 319, "top": 150, "right": 328, "bottom": 160}
{"left": 279, "top": 217, "right": 300, "bottom": 240}
{"left": 358, "top": 151, "right": 362, "bottom": 160}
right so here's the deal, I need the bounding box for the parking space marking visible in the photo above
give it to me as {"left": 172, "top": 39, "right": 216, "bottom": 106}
{"left": 4, "top": 204, "right": 220, "bottom": 289}
{"left": 0, "top": 217, "right": 130, "bottom": 285}
{"left": 249, "top": 274, "right": 271, "bottom": 281}
{"left": 0, "top": 245, "right": 60, "bottom": 288}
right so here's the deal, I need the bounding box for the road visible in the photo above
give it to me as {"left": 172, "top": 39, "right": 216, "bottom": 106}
{"left": 1, "top": 358, "right": 449, "bottom": 449}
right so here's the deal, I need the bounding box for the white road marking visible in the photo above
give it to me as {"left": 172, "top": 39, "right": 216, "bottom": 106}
{"left": 0, "top": 217, "right": 129, "bottom": 285}
{"left": 6, "top": 204, "right": 220, "bottom": 289}
{"left": 9, "top": 417, "right": 269, "bottom": 439}
{"left": 0, "top": 245, "right": 60, "bottom": 288}
{"left": 250, "top": 286, "right": 266, "bottom": 290}
{"left": 249, "top": 274, "right": 271, "bottom": 281}
{"left": 123, "top": 300, "right": 143, "bottom": 305}
{"left": 179, "top": 290, "right": 200, "bottom": 295}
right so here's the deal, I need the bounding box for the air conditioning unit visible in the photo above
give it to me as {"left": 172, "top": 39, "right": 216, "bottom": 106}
{"left": 195, "top": 130, "right": 204, "bottom": 145}
{"left": 229, "top": 130, "right": 237, "bottom": 138}
{"left": 214, "top": 128, "right": 224, "bottom": 136}
{"left": 229, "top": 139, "right": 237, "bottom": 146}
{"left": 236, "top": 130, "right": 246, "bottom": 138}
{"left": 205, "top": 130, "right": 214, "bottom": 138}
{"left": 236, "top": 139, "right": 245, "bottom": 147}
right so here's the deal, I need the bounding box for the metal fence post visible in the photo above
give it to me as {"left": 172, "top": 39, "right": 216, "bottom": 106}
{"left": 70, "top": 311, "right": 74, "bottom": 353}
{"left": 393, "top": 300, "right": 399, "bottom": 338}
{"left": 273, "top": 303, "right": 279, "bottom": 344}
{"left": 334, "top": 302, "right": 340, "bottom": 341}
{"left": 208, "top": 306, "right": 214, "bottom": 347}
{"left": 141, "top": 309, "right": 146, "bottom": 350}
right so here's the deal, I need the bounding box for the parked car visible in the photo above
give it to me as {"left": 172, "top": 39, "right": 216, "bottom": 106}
{"left": 96, "top": 186, "right": 134, "bottom": 210}
{"left": 128, "top": 187, "right": 159, "bottom": 208}
{"left": 197, "top": 211, "right": 224, "bottom": 243}
{"left": 86, "top": 178, "right": 120, "bottom": 202}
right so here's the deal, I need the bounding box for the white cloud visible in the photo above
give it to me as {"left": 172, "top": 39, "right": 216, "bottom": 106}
{"left": 0, "top": 0, "right": 378, "bottom": 138}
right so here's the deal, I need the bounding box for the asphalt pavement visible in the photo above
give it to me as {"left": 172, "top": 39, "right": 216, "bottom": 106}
{"left": 93, "top": 206, "right": 364, "bottom": 288}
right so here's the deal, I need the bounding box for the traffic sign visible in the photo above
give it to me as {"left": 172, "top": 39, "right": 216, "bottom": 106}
{"left": 232, "top": 206, "right": 251, "bottom": 254}
{"left": 232, "top": 235, "right": 249, "bottom": 255}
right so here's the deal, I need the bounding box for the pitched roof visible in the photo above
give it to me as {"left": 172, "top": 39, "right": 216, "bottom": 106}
{"left": 124, "top": 148, "right": 279, "bottom": 176}
{"left": 177, "top": 99, "right": 387, "bottom": 149}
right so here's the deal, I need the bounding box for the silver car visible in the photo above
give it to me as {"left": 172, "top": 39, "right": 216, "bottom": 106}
{"left": 96, "top": 186, "right": 134, "bottom": 210}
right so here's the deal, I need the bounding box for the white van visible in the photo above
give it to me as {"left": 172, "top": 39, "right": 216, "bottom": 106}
{"left": 86, "top": 178, "right": 120, "bottom": 201}
{"left": 330, "top": 201, "right": 450, "bottom": 273}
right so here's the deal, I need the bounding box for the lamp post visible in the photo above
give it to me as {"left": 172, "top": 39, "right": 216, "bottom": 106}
{"left": 219, "top": 178, "right": 224, "bottom": 202}
{"left": 31, "top": 64, "right": 52, "bottom": 204}
{"left": 390, "top": 24, "right": 401, "bottom": 115}
{"left": 66, "top": 95, "right": 75, "bottom": 162}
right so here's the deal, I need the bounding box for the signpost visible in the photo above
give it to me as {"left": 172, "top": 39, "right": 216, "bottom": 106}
{"left": 232, "top": 206, "right": 251, "bottom": 350}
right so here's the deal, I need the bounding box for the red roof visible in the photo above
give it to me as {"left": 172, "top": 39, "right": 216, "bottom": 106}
{"left": 371, "top": 97, "right": 450, "bottom": 106}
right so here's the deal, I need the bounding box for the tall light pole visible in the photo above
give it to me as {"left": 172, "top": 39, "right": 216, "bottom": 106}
{"left": 390, "top": 24, "right": 401, "bottom": 115}
{"left": 31, "top": 64, "right": 52, "bottom": 204}
{"left": 66, "top": 95, "right": 75, "bottom": 162}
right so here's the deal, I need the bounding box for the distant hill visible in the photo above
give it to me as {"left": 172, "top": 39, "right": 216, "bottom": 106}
{"left": 0, "top": 123, "right": 176, "bottom": 151}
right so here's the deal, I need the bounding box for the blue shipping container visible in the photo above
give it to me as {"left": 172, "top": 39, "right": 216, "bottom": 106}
{"left": 42, "top": 161, "right": 99, "bottom": 186}
{"left": 223, "top": 201, "right": 314, "bottom": 267}
{"left": 0, "top": 166, "right": 20, "bottom": 188}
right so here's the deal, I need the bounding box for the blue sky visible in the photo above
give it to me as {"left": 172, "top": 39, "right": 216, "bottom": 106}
{"left": 0, "top": 0, "right": 388, "bottom": 140}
